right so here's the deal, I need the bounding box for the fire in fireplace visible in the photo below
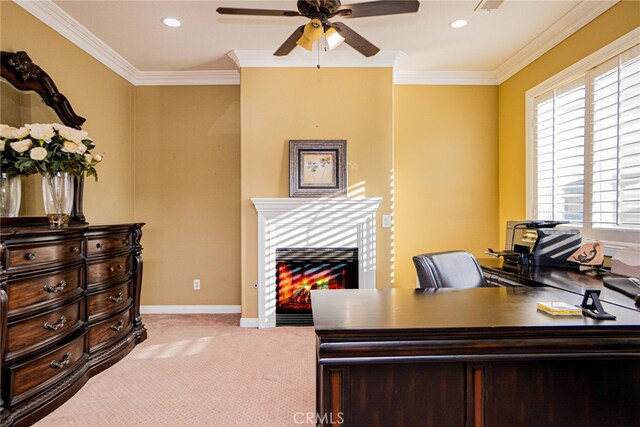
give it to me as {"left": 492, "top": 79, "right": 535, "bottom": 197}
{"left": 275, "top": 248, "right": 358, "bottom": 325}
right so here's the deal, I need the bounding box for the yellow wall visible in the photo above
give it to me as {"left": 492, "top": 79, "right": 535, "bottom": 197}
{"left": 240, "top": 68, "right": 394, "bottom": 318}
{"left": 3, "top": 1, "right": 242, "bottom": 308}
{"left": 1, "top": 1, "right": 136, "bottom": 224}
{"left": 5, "top": 0, "right": 635, "bottom": 311}
{"left": 134, "top": 86, "right": 241, "bottom": 305}
{"left": 394, "top": 86, "right": 499, "bottom": 287}
{"left": 498, "top": 0, "right": 640, "bottom": 248}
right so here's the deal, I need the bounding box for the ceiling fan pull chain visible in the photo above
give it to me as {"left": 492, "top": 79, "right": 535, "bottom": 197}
{"left": 317, "top": 40, "right": 321, "bottom": 69}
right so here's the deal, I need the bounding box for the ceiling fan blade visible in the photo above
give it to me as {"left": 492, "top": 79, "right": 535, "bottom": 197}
{"left": 331, "top": 22, "right": 380, "bottom": 57}
{"left": 337, "top": 1, "right": 420, "bottom": 18}
{"left": 274, "top": 25, "right": 305, "bottom": 56}
{"left": 216, "top": 7, "right": 300, "bottom": 17}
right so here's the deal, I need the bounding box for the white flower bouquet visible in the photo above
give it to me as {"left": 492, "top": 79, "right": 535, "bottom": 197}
{"left": 0, "top": 123, "right": 102, "bottom": 179}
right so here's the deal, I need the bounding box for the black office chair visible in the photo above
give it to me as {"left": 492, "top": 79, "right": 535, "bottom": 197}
{"left": 412, "top": 250, "right": 487, "bottom": 289}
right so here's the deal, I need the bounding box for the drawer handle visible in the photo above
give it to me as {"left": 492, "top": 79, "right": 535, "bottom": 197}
{"left": 44, "top": 315, "right": 67, "bottom": 331}
{"left": 70, "top": 246, "right": 79, "bottom": 253}
{"left": 25, "top": 253, "right": 36, "bottom": 260}
{"left": 44, "top": 280, "right": 67, "bottom": 293}
{"left": 50, "top": 352, "right": 72, "bottom": 369}
{"left": 109, "top": 292, "right": 123, "bottom": 303}
{"left": 122, "top": 239, "right": 128, "bottom": 245}
{"left": 110, "top": 319, "right": 125, "bottom": 332}
{"left": 108, "top": 266, "right": 115, "bottom": 272}
{"left": 96, "top": 242, "right": 105, "bottom": 249}
{"left": 117, "top": 264, "right": 123, "bottom": 269}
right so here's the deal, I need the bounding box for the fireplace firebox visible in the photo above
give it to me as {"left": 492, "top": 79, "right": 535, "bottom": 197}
{"left": 275, "top": 248, "right": 358, "bottom": 326}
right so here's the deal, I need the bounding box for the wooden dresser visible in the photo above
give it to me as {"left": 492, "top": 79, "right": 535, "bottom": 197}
{"left": 0, "top": 223, "right": 146, "bottom": 427}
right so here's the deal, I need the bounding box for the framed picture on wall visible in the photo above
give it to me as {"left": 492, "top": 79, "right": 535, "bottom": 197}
{"left": 289, "top": 140, "right": 347, "bottom": 198}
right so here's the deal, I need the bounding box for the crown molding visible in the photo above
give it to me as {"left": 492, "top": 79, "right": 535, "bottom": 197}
{"left": 14, "top": 0, "right": 139, "bottom": 84}
{"left": 494, "top": 0, "right": 619, "bottom": 84}
{"left": 394, "top": 71, "right": 498, "bottom": 85}
{"left": 14, "top": 0, "right": 239, "bottom": 86}
{"left": 134, "top": 71, "right": 240, "bottom": 86}
{"left": 229, "top": 50, "right": 406, "bottom": 68}
{"left": 15, "top": 0, "right": 619, "bottom": 87}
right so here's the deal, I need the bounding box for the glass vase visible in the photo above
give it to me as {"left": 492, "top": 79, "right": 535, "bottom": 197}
{"left": 42, "top": 172, "right": 74, "bottom": 227}
{"left": 0, "top": 172, "right": 21, "bottom": 217}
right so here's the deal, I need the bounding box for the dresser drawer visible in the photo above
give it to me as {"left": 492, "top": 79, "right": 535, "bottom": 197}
{"left": 87, "top": 254, "right": 132, "bottom": 286}
{"left": 88, "top": 307, "right": 133, "bottom": 353}
{"left": 5, "top": 265, "right": 84, "bottom": 316}
{"left": 6, "top": 333, "right": 87, "bottom": 406}
{"left": 87, "top": 280, "right": 132, "bottom": 323}
{"left": 87, "top": 233, "right": 130, "bottom": 255}
{"left": 6, "top": 299, "right": 84, "bottom": 362}
{"left": 5, "top": 238, "right": 84, "bottom": 270}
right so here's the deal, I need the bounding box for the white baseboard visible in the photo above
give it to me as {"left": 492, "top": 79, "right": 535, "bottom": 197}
{"left": 140, "top": 306, "right": 259, "bottom": 328}
{"left": 140, "top": 305, "right": 241, "bottom": 314}
{"left": 239, "top": 317, "right": 259, "bottom": 328}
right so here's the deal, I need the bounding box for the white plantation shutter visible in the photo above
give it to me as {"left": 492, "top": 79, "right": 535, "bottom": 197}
{"left": 590, "top": 45, "right": 640, "bottom": 231}
{"left": 531, "top": 43, "right": 640, "bottom": 246}
{"left": 534, "top": 78, "right": 586, "bottom": 222}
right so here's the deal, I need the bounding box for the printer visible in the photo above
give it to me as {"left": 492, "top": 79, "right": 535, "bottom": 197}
{"left": 492, "top": 220, "right": 582, "bottom": 266}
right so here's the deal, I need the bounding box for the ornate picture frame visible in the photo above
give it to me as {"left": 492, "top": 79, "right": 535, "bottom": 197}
{"left": 289, "top": 140, "right": 347, "bottom": 198}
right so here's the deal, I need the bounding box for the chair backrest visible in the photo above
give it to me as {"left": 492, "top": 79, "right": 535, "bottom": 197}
{"left": 412, "top": 251, "right": 487, "bottom": 289}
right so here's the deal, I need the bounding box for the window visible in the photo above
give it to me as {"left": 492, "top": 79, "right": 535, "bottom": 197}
{"left": 528, "top": 35, "right": 640, "bottom": 249}
{"left": 534, "top": 77, "right": 586, "bottom": 223}
{"left": 590, "top": 48, "right": 640, "bottom": 232}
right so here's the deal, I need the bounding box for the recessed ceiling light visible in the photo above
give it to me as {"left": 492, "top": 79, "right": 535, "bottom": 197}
{"left": 449, "top": 19, "right": 468, "bottom": 29}
{"left": 162, "top": 17, "right": 182, "bottom": 28}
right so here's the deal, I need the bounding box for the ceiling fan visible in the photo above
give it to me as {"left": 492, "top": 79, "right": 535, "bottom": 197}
{"left": 217, "top": 0, "right": 420, "bottom": 57}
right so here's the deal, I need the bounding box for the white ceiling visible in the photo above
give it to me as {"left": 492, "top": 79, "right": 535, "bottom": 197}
{"left": 17, "top": 0, "right": 618, "bottom": 84}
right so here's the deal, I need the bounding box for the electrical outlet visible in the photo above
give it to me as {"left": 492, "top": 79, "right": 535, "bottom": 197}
{"left": 193, "top": 279, "right": 201, "bottom": 290}
{"left": 382, "top": 215, "right": 392, "bottom": 228}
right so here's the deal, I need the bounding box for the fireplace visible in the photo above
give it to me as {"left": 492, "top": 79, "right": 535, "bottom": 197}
{"left": 275, "top": 248, "right": 358, "bottom": 326}
{"left": 251, "top": 198, "right": 381, "bottom": 328}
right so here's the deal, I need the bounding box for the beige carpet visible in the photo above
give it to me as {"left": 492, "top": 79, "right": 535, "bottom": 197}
{"left": 34, "top": 314, "right": 316, "bottom": 427}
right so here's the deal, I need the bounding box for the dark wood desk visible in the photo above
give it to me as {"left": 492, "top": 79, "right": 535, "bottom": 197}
{"left": 479, "top": 258, "right": 640, "bottom": 311}
{"left": 312, "top": 288, "right": 640, "bottom": 427}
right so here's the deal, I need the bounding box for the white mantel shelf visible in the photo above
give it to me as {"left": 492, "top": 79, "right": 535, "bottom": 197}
{"left": 252, "top": 197, "right": 383, "bottom": 213}
{"left": 252, "top": 197, "right": 382, "bottom": 328}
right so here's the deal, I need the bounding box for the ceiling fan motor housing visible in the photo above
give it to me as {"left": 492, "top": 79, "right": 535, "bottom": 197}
{"left": 298, "top": 0, "right": 342, "bottom": 19}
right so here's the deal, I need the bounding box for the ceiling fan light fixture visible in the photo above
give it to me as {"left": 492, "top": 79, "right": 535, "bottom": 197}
{"left": 296, "top": 34, "right": 314, "bottom": 51}
{"left": 324, "top": 27, "right": 345, "bottom": 51}
{"left": 303, "top": 18, "right": 324, "bottom": 41}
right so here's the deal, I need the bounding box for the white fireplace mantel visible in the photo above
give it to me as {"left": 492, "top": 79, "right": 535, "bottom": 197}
{"left": 252, "top": 197, "right": 382, "bottom": 328}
